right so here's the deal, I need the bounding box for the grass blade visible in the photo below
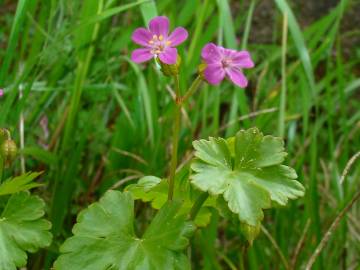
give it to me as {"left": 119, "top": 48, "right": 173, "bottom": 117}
{"left": 274, "top": 0, "right": 316, "bottom": 99}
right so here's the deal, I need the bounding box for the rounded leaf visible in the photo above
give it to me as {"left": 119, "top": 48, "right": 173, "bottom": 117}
{"left": 191, "top": 128, "right": 305, "bottom": 228}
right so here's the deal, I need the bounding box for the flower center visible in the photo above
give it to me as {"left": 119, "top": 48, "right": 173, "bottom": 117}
{"left": 221, "top": 58, "right": 232, "bottom": 68}
{"left": 148, "top": 34, "right": 171, "bottom": 55}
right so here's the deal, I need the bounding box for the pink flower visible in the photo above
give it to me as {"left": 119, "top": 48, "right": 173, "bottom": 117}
{"left": 0, "top": 89, "right": 3, "bottom": 97}
{"left": 131, "top": 16, "right": 188, "bottom": 65}
{"left": 201, "top": 43, "right": 254, "bottom": 88}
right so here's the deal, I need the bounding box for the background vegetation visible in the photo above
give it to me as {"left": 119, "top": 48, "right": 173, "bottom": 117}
{"left": 0, "top": 0, "right": 359, "bottom": 269}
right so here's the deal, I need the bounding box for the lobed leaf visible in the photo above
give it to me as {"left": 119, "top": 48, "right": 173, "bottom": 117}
{"left": 191, "top": 127, "right": 305, "bottom": 227}
{"left": 126, "top": 172, "right": 216, "bottom": 227}
{"left": 0, "top": 172, "right": 43, "bottom": 196}
{"left": 54, "top": 191, "right": 195, "bottom": 270}
{"left": 0, "top": 192, "right": 52, "bottom": 270}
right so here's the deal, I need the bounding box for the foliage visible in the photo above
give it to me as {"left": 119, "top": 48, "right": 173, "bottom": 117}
{"left": 126, "top": 172, "right": 215, "bottom": 227}
{"left": 0, "top": 192, "right": 52, "bottom": 270}
{"left": 54, "top": 191, "right": 194, "bottom": 270}
{"left": 0, "top": 0, "right": 359, "bottom": 269}
{"left": 191, "top": 127, "right": 305, "bottom": 227}
{"left": 0, "top": 172, "right": 43, "bottom": 196}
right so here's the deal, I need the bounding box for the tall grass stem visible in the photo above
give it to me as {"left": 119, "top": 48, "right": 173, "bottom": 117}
{"left": 278, "top": 12, "right": 288, "bottom": 137}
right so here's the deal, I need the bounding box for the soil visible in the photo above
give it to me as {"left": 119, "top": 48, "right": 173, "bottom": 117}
{"left": 242, "top": 0, "right": 360, "bottom": 58}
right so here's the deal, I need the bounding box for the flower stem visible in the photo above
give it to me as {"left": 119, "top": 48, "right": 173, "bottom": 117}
{"left": 182, "top": 75, "right": 203, "bottom": 104}
{"left": 168, "top": 75, "right": 181, "bottom": 201}
{"left": 0, "top": 156, "right": 4, "bottom": 184}
{"left": 189, "top": 192, "right": 209, "bottom": 220}
{"left": 168, "top": 75, "right": 203, "bottom": 201}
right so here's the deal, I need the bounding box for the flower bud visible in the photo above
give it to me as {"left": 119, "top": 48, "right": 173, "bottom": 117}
{"left": 0, "top": 129, "right": 6, "bottom": 143}
{"left": 1, "top": 139, "right": 17, "bottom": 166}
{"left": 157, "top": 55, "right": 181, "bottom": 76}
{"left": 197, "top": 62, "right": 207, "bottom": 80}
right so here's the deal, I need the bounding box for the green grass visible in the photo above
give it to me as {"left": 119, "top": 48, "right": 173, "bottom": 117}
{"left": 1, "top": 0, "right": 359, "bottom": 269}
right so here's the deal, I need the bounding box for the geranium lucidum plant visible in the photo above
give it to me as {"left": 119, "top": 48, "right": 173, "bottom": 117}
{"left": 54, "top": 16, "right": 304, "bottom": 269}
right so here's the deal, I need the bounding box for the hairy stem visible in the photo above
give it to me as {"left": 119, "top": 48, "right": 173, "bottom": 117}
{"left": 168, "top": 75, "right": 204, "bottom": 201}
{"left": 189, "top": 192, "right": 209, "bottom": 220}
{"left": 168, "top": 75, "right": 181, "bottom": 201}
{"left": 182, "top": 75, "right": 203, "bottom": 104}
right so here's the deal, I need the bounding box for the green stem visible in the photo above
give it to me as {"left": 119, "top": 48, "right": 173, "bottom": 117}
{"left": 0, "top": 156, "right": 4, "bottom": 184}
{"left": 189, "top": 192, "right": 209, "bottom": 220}
{"left": 278, "top": 11, "right": 288, "bottom": 137}
{"left": 168, "top": 75, "right": 204, "bottom": 201}
{"left": 182, "top": 75, "right": 203, "bottom": 104}
{"left": 168, "top": 75, "right": 181, "bottom": 201}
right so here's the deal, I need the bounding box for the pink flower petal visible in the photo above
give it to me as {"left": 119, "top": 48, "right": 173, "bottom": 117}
{"left": 149, "top": 16, "right": 169, "bottom": 37}
{"left": 158, "top": 47, "right": 178, "bottom": 64}
{"left": 132, "top": 27, "right": 153, "bottom": 47}
{"left": 168, "top": 27, "right": 188, "bottom": 46}
{"left": 204, "top": 64, "right": 226, "bottom": 85}
{"left": 0, "top": 89, "right": 3, "bottom": 97}
{"left": 201, "top": 43, "right": 222, "bottom": 64}
{"left": 232, "top": 51, "right": 254, "bottom": 68}
{"left": 131, "top": 48, "right": 153, "bottom": 63}
{"left": 226, "top": 68, "right": 248, "bottom": 88}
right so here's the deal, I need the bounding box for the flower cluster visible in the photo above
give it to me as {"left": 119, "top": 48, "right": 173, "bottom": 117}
{"left": 131, "top": 16, "right": 254, "bottom": 88}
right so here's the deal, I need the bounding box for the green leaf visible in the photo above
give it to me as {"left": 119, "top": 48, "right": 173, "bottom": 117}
{"left": 71, "top": 0, "right": 149, "bottom": 34}
{"left": 126, "top": 175, "right": 167, "bottom": 207}
{"left": 21, "top": 147, "right": 57, "bottom": 165}
{"left": 140, "top": 0, "right": 157, "bottom": 25}
{"left": 54, "top": 191, "right": 195, "bottom": 270}
{"left": 126, "top": 172, "right": 215, "bottom": 227}
{"left": 0, "top": 192, "right": 52, "bottom": 270}
{"left": 0, "top": 172, "right": 43, "bottom": 196}
{"left": 274, "top": 0, "right": 316, "bottom": 99}
{"left": 191, "top": 127, "right": 305, "bottom": 227}
{"left": 216, "top": 197, "right": 260, "bottom": 245}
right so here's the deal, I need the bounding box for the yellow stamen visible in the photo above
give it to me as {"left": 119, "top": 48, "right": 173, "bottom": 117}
{"left": 166, "top": 40, "right": 171, "bottom": 46}
{"left": 149, "top": 40, "right": 154, "bottom": 44}
{"left": 159, "top": 35, "right": 163, "bottom": 41}
{"left": 152, "top": 35, "right": 158, "bottom": 40}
